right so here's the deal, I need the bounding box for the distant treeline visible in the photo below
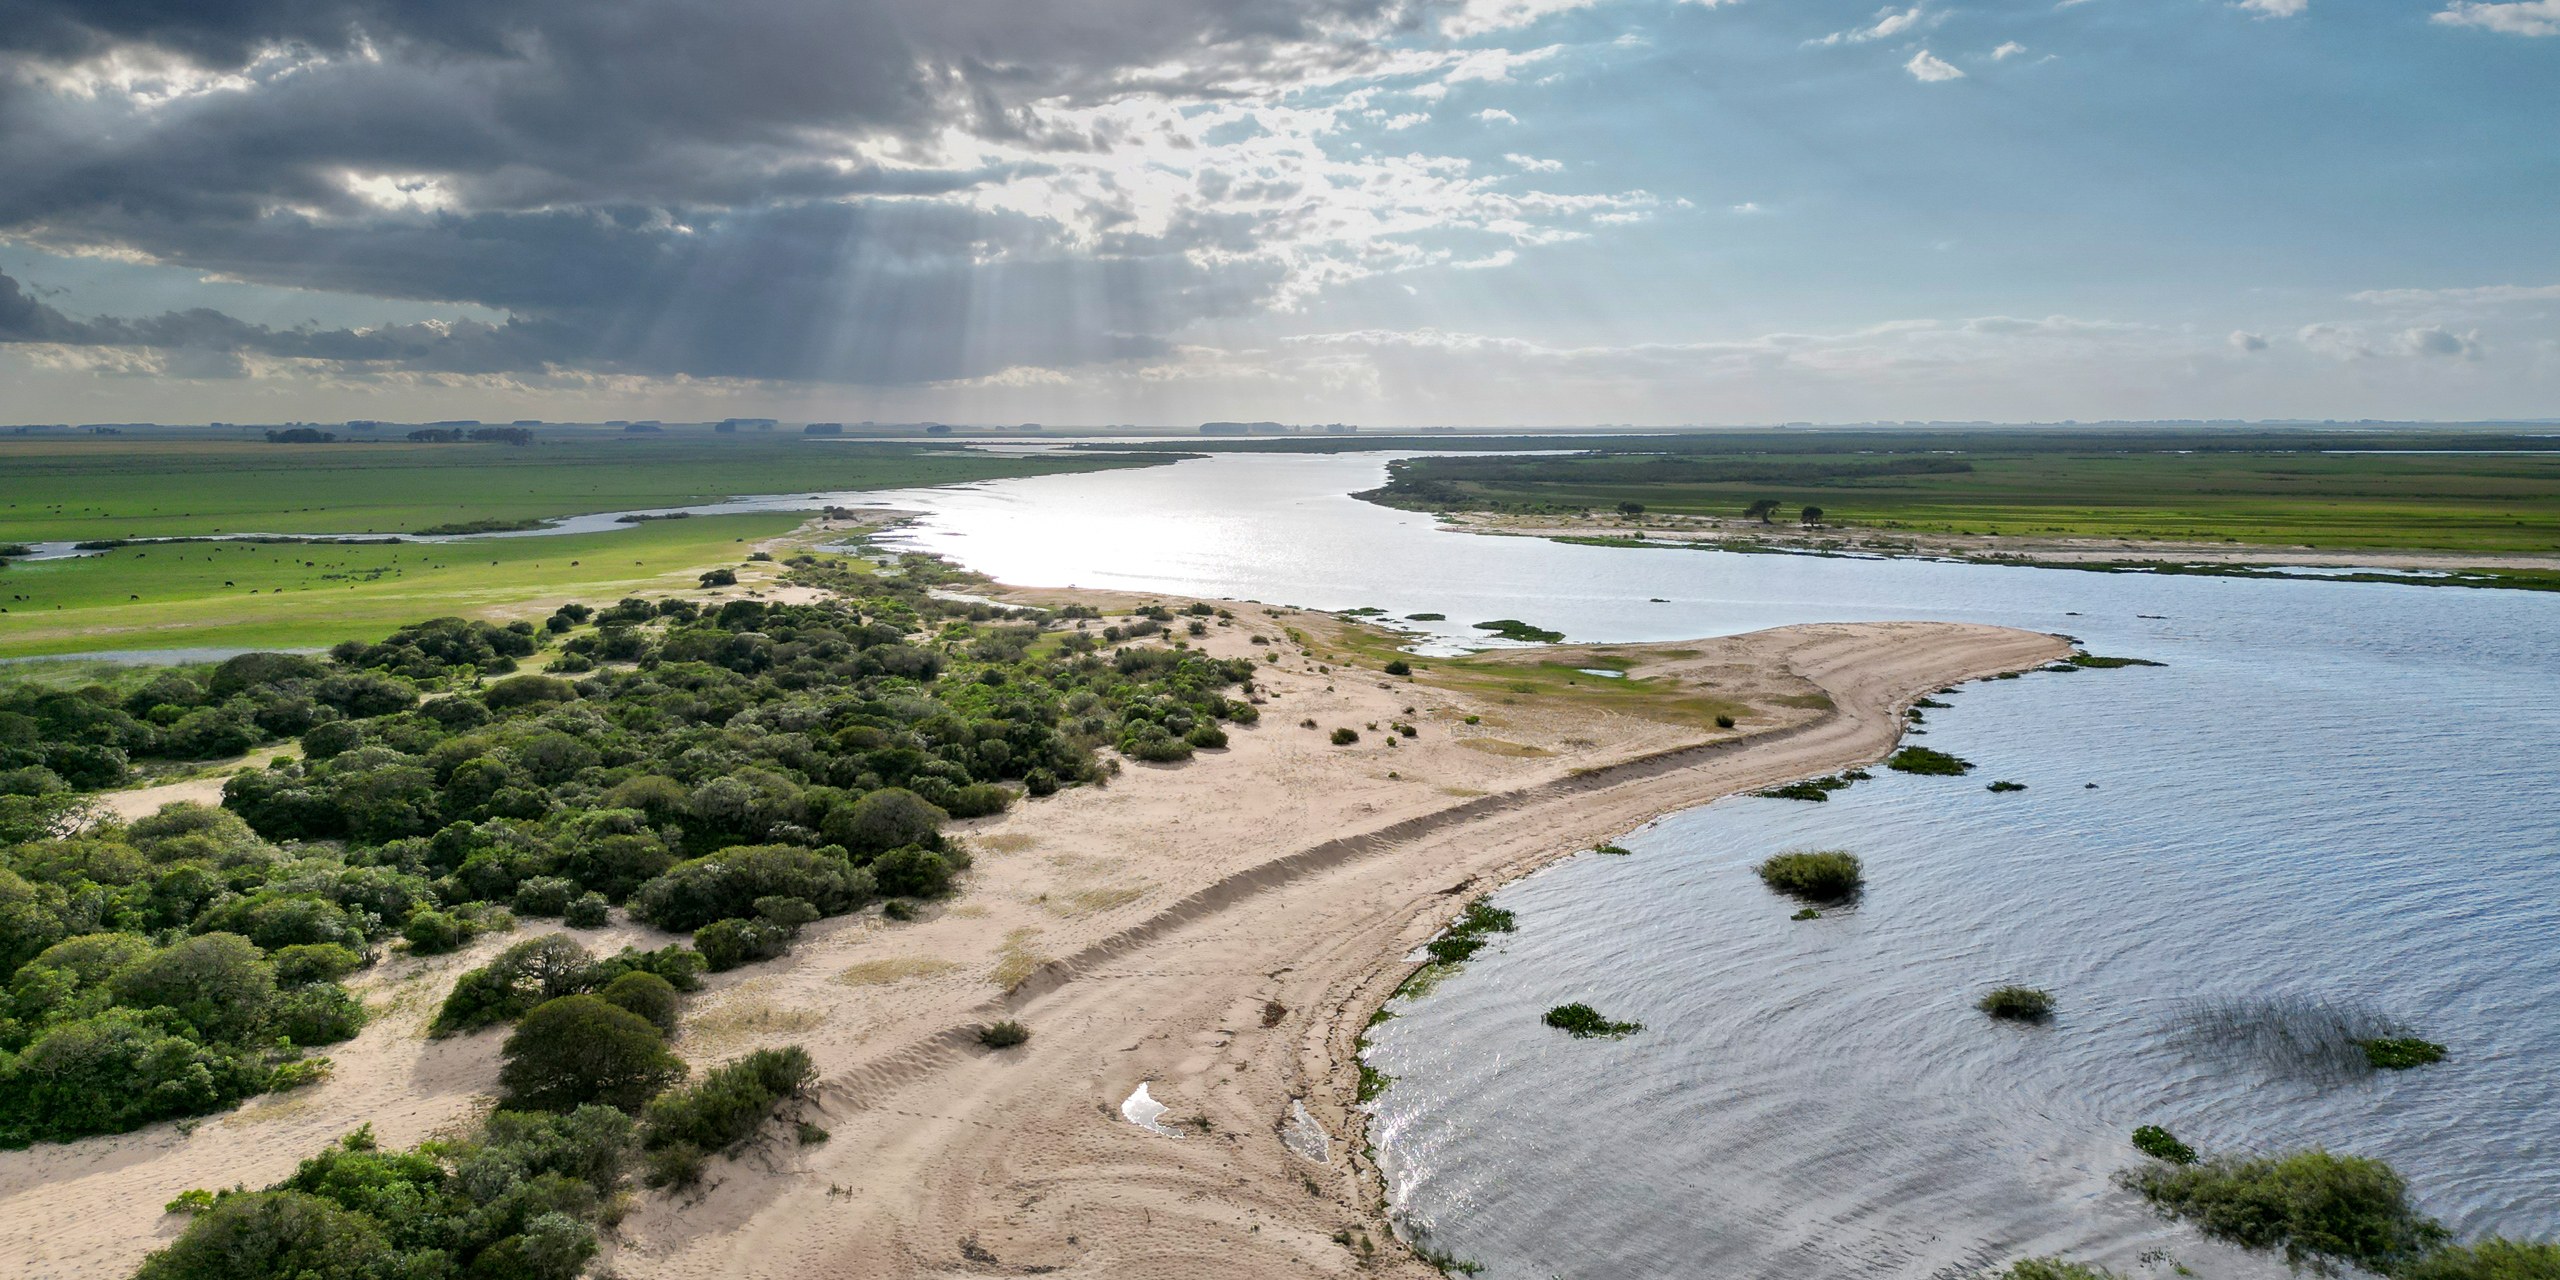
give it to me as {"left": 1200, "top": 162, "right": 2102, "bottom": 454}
{"left": 1086, "top": 429, "right": 2560, "bottom": 457}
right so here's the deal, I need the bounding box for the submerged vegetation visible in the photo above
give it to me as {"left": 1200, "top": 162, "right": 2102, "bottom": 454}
{"left": 1542, "top": 1002, "right": 1642, "bottom": 1038}
{"left": 2132, "top": 1125, "right": 2199, "bottom": 1165}
{"left": 1471, "top": 619, "right": 1565, "bottom": 644}
{"left": 2174, "top": 997, "right": 2444, "bottom": 1082}
{"left": 1755, "top": 849, "right": 1864, "bottom": 902}
{"left": 2361, "top": 1037, "right": 2449, "bottom": 1070}
{"left": 1757, "top": 769, "right": 1871, "bottom": 802}
{"left": 1887, "top": 746, "right": 1975, "bottom": 776}
{"left": 1424, "top": 901, "right": 1517, "bottom": 965}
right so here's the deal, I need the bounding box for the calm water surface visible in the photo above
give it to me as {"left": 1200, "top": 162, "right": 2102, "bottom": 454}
{"left": 846, "top": 452, "right": 2558, "bottom": 1277}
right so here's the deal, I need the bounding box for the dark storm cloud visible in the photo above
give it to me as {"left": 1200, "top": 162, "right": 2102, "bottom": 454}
{"left": 0, "top": 0, "right": 1413, "bottom": 381}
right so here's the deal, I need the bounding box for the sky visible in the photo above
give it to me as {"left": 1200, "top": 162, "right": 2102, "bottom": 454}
{"left": 0, "top": 0, "right": 2553, "bottom": 425}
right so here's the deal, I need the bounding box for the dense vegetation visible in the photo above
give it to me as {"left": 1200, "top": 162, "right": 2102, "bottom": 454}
{"left": 1542, "top": 1002, "right": 1642, "bottom": 1038}
{"left": 1977, "top": 985, "right": 2056, "bottom": 1021}
{"left": 1, "top": 556, "right": 1261, "bottom": 1143}
{"left": 1754, "top": 849, "right": 1864, "bottom": 901}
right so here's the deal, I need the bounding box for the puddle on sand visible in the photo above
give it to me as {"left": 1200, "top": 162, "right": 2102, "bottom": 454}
{"left": 1282, "top": 1099, "right": 1331, "bottom": 1165}
{"left": 1120, "top": 1082, "right": 1176, "bottom": 1136}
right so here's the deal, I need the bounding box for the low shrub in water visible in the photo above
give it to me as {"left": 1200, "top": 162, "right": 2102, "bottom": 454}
{"left": 2359, "top": 1037, "right": 2448, "bottom": 1070}
{"left": 1986, "top": 780, "right": 2028, "bottom": 793}
{"left": 1755, "top": 849, "right": 1863, "bottom": 901}
{"left": 1979, "top": 986, "right": 2056, "bottom": 1021}
{"left": 1888, "top": 746, "right": 1974, "bottom": 775}
{"left": 2397, "top": 1239, "right": 2560, "bottom": 1280}
{"left": 2118, "top": 1149, "right": 2448, "bottom": 1276}
{"left": 2132, "top": 1125, "right": 2198, "bottom": 1165}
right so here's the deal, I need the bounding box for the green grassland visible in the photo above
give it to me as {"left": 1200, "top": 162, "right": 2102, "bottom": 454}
{"left": 1362, "top": 442, "right": 2560, "bottom": 554}
{"left": 0, "top": 436, "right": 1159, "bottom": 543}
{"left": 0, "top": 513, "right": 802, "bottom": 658}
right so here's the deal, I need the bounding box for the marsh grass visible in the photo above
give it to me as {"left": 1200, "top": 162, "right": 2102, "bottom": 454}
{"left": 2360, "top": 1037, "right": 2449, "bottom": 1070}
{"left": 1888, "top": 746, "right": 1975, "bottom": 775}
{"left": 1986, "top": 780, "right": 2028, "bottom": 792}
{"left": 2173, "top": 996, "right": 2429, "bottom": 1082}
{"left": 2133, "top": 1125, "right": 2197, "bottom": 1164}
{"left": 1755, "top": 849, "right": 1863, "bottom": 901}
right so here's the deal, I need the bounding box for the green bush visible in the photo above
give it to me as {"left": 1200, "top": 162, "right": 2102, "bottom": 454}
{"left": 694, "top": 917, "right": 791, "bottom": 971}
{"left": 269, "top": 943, "right": 363, "bottom": 987}
{"left": 2397, "top": 1239, "right": 2560, "bottom": 1280}
{"left": 109, "top": 933, "right": 275, "bottom": 1042}
{"left": 2132, "top": 1125, "right": 2198, "bottom": 1165}
{"left": 432, "top": 935, "right": 596, "bottom": 1036}
{"left": 979, "top": 1021, "right": 1029, "bottom": 1048}
{"left": 272, "top": 983, "right": 367, "bottom": 1045}
{"left": 2119, "top": 1149, "right": 2449, "bottom": 1276}
{"left": 640, "top": 1046, "right": 815, "bottom": 1156}
{"left": 1998, "top": 1259, "right": 2126, "bottom": 1280}
{"left": 1755, "top": 849, "right": 1863, "bottom": 901}
{"left": 870, "top": 846, "right": 955, "bottom": 899}
{"left": 1888, "top": 746, "right": 1975, "bottom": 775}
{"left": 511, "top": 877, "right": 580, "bottom": 917}
{"left": 1979, "top": 986, "right": 2056, "bottom": 1022}
{"left": 940, "top": 782, "right": 1012, "bottom": 818}
{"left": 498, "top": 995, "right": 686, "bottom": 1113}
{"left": 1986, "top": 780, "right": 2028, "bottom": 793}
{"left": 1330, "top": 727, "right": 1359, "bottom": 745}
{"left": 134, "top": 1191, "right": 411, "bottom": 1280}
{"left": 1384, "top": 660, "right": 1411, "bottom": 676}
{"left": 629, "top": 844, "right": 875, "bottom": 932}
{"left": 1185, "top": 724, "right": 1229, "bottom": 749}
{"left": 819, "top": 788, "right": 947, "bottom": 857}
{"left": 1543, "top": 1003, "right": 1642, "bottom": 1038}
{"left": 596, "top": 970, "right": 681, "bottom": 1035}
{"left": 562, "top": 893, "right": 610, "bottom": 929}
{"left": 402, "top": 909, "right": 475, "bottom": 955}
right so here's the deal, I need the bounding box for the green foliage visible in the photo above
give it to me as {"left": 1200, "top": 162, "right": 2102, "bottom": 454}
{"left": 2360, "top": 1037, "right": 2448, "bottom": 1070}
{"left": 271, "top": 943, "right": 363, "bottom": 987}
{"left": 1384, "top": 660, "right": 1412, "bottom": 676}
{"left": 2397, "top": 1239, "right": 2560, "bottom": 1280}
{"left": 431, "top": 935, "right": 599, "bottom": 1035}
{"left": 1330, "top": 727, "right": 1359, "bottom": 745}
{"left": 1987, "top": 780, "right": 2028, "bottom": 792}
{"left": 1422, "top": 900, "right": 1517, "bottom": 966}
{"left": 1755, "top": 849, "right": 1864, "bottom": 901}
{"left": 1888, "top": 746, "right": 1975, "bottom": 775}
{"left": 818, "top": 787, "right": 947, "bottom": 856}
{"left": 1979, "top": 986, "right": 2056, "bottom": 1021}
{"left": 1543, "top": 1003, "right": 1642, "bottom": 1038}
{"left": 2133, "top": 1125, "right": 2199, "bottom": 1165}
{"left": 1996, "top": 1259, "right": 2127, "bottom": 1280}
{"left": 499, "top": 995, "right": 686, "bottom": 1113}
{"left": 1472, "top": 619, "right": 1565, "bottom": 643}
{"left": 693, "top": 917, "right": 792, "bottom": 971}
{"left": 133, "top": 1191, "right": 410, "bottom": 1280}
{"left": 638, "top": 1046, "right": 814, "bottom": 1184}
{"left": 561, "top": 893, "right": 609, "bottom": 929}
{"left": 979, "top": 1021, "right": 1029, "bottom": 1048}
{"left": 596, "top": 970, "right": 680, "bottom": 1034}
{"left": 1791, "top": 907, "right": 1821, "bottom": 920}
{"left": 629, "top": 845, "right": 875, "bottom": 932}
{"left": 869, "top": 846, "right": 956, "bottom": 899}
{"left": 2119, "top": 1149, "right": 2450, "bottom": 1276}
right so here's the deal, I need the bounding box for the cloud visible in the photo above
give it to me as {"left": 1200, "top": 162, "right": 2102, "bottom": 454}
{"left": 1991, "top": 41, "right": 2028, "bottom": 58}
{"left": 1478, "top": 108, "right": 1520, "bottom": 124}
{"left": 2296, "top": 322, "right": 2484, "bottom": 361}
{"left": 1810, "top": 5, "right": 1929, "bottom": 45}
{"left": 2229, "top": 330, "right": 2270, "bottom": 352}
{"left": 2352, "top": 282, "right": 2560, "bottom": 306}
{"left": 1732, "top": 201, "right": 1764, "bottom": 213}
{"left": 1506, "top": 154, "right": 1565, "bottom": 172}
{"left": 2235, "top": 0, "right": 2309, "bottom": 15}
{"left": 2396, "top": 327, "right": 2484, "bottom": 358}
{"left": 1905, "top": 50, "right": 1966, "bottom": 80}
{"left": 2430, "top": 0, "right": 2560, "bottom": 32}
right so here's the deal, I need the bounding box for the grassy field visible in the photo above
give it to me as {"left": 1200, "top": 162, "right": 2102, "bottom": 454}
{"left": 1353, "top": 436, "right": 2560, "bottom": 554}
{"left": 0, "top": 512, "right": 805, "bottom": 658}
{"left": 0, "top": 435, "right": 1164, "bottom": 659}
{"left": 0, "top": 436, "right": 1159, "bottom": 543}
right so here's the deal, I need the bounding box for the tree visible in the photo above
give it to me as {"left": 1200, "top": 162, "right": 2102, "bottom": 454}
{"left": 135, "top": 1191, "right": 409, "bottom": 1280}
{"left": 109, "top": 932, "right": 275, "bottom": 1041}
{"left": 1743, "top": 499, "right": 1782, "bottom": 523}
{"left": 1615, "top": 501, "right": 1645, "bottom": 515}
{"left": 498, "top": 995, "right": 685, "bottom": 1113}
{"left": 1800, "top": 505, "right": 1825, "bottom": 527}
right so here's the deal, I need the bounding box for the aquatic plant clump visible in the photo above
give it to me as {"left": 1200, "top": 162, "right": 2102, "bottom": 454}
{"left": 1999, "top": 1260, "right": 2128, "bottom": 1280}
{"left": 1755, "top": 849, "right": 1864, "bottom": 901}
{"left": 1472, "top": 619, "right": 1565, "bottom": 643}
{"left": 1986, "top": 780, "right": 2028, "bottom": 793}
{"left": 1424, "top": 900, "right": 1518, "bottom": 965}
{"left": 1888, "top": 746, "right": 1975, "bottom": 775}
{"left": 2359, "top": 1037, "right": 2448, "bottom": 1070}
{"left": 1978, "top": 986, "right": 2056, "bottom": 1021}
{"left": 2132, "top": 1125, "right": 2199, "bottom": 1165}
{"left": 2118, "top": 1149, "right": 2449, "bottom": 1276}
{"left": 1543, "top": 1003, "right": 1642, "bottom": 1038}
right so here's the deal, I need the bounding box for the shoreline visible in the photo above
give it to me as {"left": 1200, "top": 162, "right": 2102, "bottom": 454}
{"left": 0, "top": 601, "right": 2065, "bottom": 1280}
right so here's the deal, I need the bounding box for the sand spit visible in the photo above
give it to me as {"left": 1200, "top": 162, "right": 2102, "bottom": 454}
{"left": 0, "top": 610, "right": 2063, "bottom": 1280}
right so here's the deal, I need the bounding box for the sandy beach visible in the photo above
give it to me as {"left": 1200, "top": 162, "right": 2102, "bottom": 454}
{"left": 0, "top": 605, "right": 2064, "bottom": 1280}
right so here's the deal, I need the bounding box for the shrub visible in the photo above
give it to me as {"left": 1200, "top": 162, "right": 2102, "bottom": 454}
{"left": 598, "top": 970, "right": 680, "bottom": 1034}
{"left": 511, "top": 876, "right": 580, "bottom": 917}
{"left": 402, "top": 908, "right": 474, "bottom": 954}
{"left": 640, "top": 1046, "right": 814, "bottom": 1154}
{"left": 1330, "top": 727, "right": 1359, "bottom": 745}
{"left": 273, "top": 983, "right": 367, "bottom": 1045}
{"left": 1024, "top": 768, "right": 1059, "bottom": 797}
{"left": 870, "top": 846, "right": 955, "bottom": 899}
{"left": 979, "top": 1021, "right": 1029, "bottom": 1049}
{"left": 134, "top": 1191, "right": 408, "bottom": 1280}
{"left": 2398, "top": 1240, "right": 2560, "bottom": 1280}
{"left": 1185, "top": 724, "right": 1229, "bottom": 749}
{"left": 1888, "top": 746, "right": 1974, "bottom": 775}
{"left": 819, "top": 788, "right": 947, "bottom": 857}
{"left": 270, "top": 942, "right": 364, "bottom": 987}
{"left": 1384, "top": 660, "right": 1411, "bottom": 676}
{"left": 110, "top": 932, "right": 276, "bottom": 1042}
{"left": 940, "top": 783, "right": 1012, "bottom": 819}
{"left": 498, "top": 994, "right": 686, "bottom": 1113}
{"left": 482, "top": 675, "right": 577, "bottom": 711}
{"left": 2133, "top": 1125, "right": 2199, "bottom": 1165}
{"left": 300, "top": 720, "right": 365, "bottom": 761}
{"left": 1754, "top": 849, "right": 1863, "bottom": 901}
{"left": 432, "top": 935, "right": 596, "bottom": 1035}
{"left": 629, "top": 844, "right": 875, "bottom": 932}
{"left": 694, "top": 917, "right": 792, "bottom": 971}
{"left": 1543, "top": 1003, "right": 1642, "bottom": 1038}
{"left": 2119, "top": 1149, "right": 2448, "bottom": 1275}
{"left": 563, "top": 893, "right": 610, "bottom": 929}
